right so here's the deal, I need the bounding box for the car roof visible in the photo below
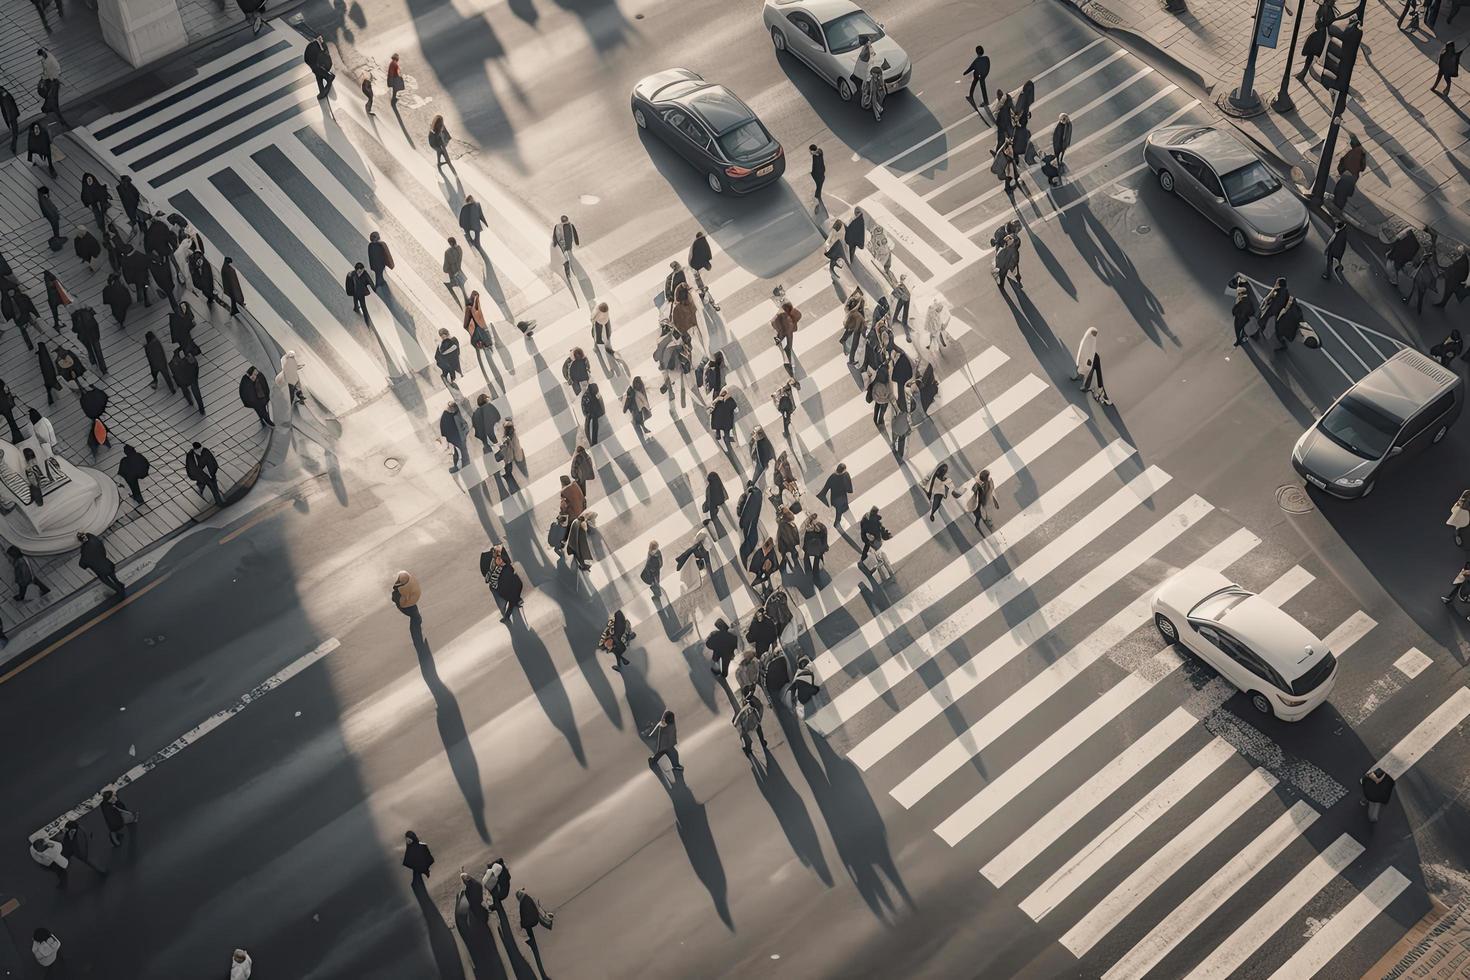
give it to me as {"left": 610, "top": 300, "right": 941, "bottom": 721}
{"left": 1340, "top": 348, "right": 1458, "bottom": 422}
{"left": 683, "top": 86, "right": 757, "bottom": 134}
{"left": 775, "top": 0, "right": 862, "bottom": 21}
{"left": 639, "top": 68, "right": 703, "bottom": 100}
{"left": 1175, "top": 127, "right": 1258, "bottom": 173}
{"left": 1210, "top": 596, "right": 1329, "bottom": 680}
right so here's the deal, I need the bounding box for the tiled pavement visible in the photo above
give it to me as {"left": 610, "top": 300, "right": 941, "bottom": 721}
{"left": 0, "top": 132, "right": 267, "bottom": 629}
{"left": 1066, "top": 0, "right": 1470, "bottom": 247}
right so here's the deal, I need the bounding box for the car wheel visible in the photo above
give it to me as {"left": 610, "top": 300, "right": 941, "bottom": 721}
{"left": 770, "top": 26, "right": 787, "bottom": 52}
{"left": 1248, "top": 691, "right": 1275, "bottom": 717}
{"left": 633, "top": 107, "right": 647, "bottom": 130}
{"left": 1154, "top": 614, "right": 1179, "bottom": 644}
{"left": 706, "top": 171, "right": 724, "bottom": 194}
{"left": 837, "top": 78, "right": 855, "bottom": 102}
{"left": 1157, "top": 169, "right": 1175, "bottom": 193}
{"left": 1231, "top": 228, "right": 1250, "bottom": 251}
{"left": 1433, "top": 423, "right": 1449, "bottom": 444}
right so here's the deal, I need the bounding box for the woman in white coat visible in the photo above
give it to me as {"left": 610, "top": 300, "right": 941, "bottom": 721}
{"left": 924, "top": 295, "right": 952, "bottom": 352}
{"left": 1074, "top": 327, "right": 1111, "bottom": 405}
{"left": 27, "top": 408, "right": 61, "bottom": 480}
{"left": 926, "top": 462, "right": 962, "bottom": 521}
{"left": 1447, "top": 489, "right": 1470, "bottom": 547}
{"left": 868, "top": 221, "right": 895, "bottom": 284}
{"left": 278, "top": 350, "right": 306, "bottom": 405}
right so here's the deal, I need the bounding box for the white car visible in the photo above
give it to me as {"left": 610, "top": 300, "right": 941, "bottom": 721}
{"left": 1151, "top": 568, "right": 1337, "bottom": 721}
{"left": 762, "top": 0, "right": 912, "bottom": 103}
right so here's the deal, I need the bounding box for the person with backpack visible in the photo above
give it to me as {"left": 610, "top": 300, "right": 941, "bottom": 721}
{"left": 640, "top": 540, "right": 663, "bottom": 599}
{"left": 645, "top": 709, "right": 683, "bottom": 772}
{"left": 580, "top": 381, "right": 605, "bottom": 446}
{"left": 599, "top": 609, "right": 634, "bottom": 670}
{"left": 562, "top": 347, "right": 590, "bottom": 396}
{"left": 733, "top": 691, "right": 769, "bottom": 754}
{"left": 623, "top": 377, "right": 651, "bottom": 434}
{"left": 771, "top": 377, "right": 799, "bottom": 437}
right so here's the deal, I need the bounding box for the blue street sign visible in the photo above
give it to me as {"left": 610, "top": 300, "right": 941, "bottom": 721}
{"left": 1257, "top": 0, "right": 1285, "bottom": 48}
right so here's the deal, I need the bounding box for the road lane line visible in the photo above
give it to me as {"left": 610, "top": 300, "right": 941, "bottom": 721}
{"left": 30, "top": 637, "right": 342, "bottom": 840}
{"left": 1374, "top": 687, "right": 1470, "bottom": 779}
{"left": 1265, "top": 867, "right": 1410, "bottom": 980}
{"left": 1323, "top": 611, "right": 1376, "bottom": 657}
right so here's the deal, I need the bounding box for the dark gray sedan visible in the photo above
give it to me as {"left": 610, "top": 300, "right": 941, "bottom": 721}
{"left": 1143, "top": 125, "right": 1309, "bottom": 253}
{"left": 631, "top": 68, "right": 786, "bottom": 195}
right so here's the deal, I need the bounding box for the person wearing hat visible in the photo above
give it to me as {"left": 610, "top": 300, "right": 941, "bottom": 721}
{"left": 391, "top": 570, "right": 421, "bottom": 628}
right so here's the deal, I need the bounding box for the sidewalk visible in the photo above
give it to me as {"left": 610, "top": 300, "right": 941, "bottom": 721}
{"left": 0, "top": 0, "right": 242, "bottom": 125}
{"left": 0, "top": 131, "right": 268, "bottom": 633}
{"left": 1063, "top": 0, "right": 1470, "bottom": 250}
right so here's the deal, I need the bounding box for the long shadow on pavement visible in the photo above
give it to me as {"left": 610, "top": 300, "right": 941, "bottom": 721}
{"left": 414, "top": 630, "right": 493, "bottom": 842}
{"left": 658, "top": 771, "right": 734, "bottom": 930}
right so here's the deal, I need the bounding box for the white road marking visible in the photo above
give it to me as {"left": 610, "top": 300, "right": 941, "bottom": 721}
{"left": 1374, "top": 687, "right": 1470, "bottom": 779}
{"left": 1265, "top": 867, "right": 1410, "bottom": 980}
{"left": 1393, "top": 647, "right": 1432, "bottom": 680}
{"left": 1322, "top": 611, "right": 1376, "bottom": 657}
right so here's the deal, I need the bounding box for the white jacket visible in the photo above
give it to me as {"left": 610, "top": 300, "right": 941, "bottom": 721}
{"left": 30, "top": 838, "right": 66, "bottom": 868}
{"left": 1075, "top": 330, "right": 1098, "bottom": 376}
{"left": 33, "top": 416, "right": 58, "bottom": 464}
{"left": 230, "top": 951, "right": 253, "bottom": 980}
{"left": 1449, "top": 501, "right": 1470, "bottom": 529}
{"left": 33, "top": 936, "right": 61, "bottom": 967}
{"left": 280, "top": 351, "right": 302, "bottom": 385}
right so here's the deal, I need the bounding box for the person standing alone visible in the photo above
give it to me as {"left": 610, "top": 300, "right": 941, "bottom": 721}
{"left": 809, "top": 145, "right": 825, "bottom": 215}
{"left": 963, "top": 45, "right": 990, "bottom": 111}
{"left": 392, "top": 571, "right": 422, "bottom": 630}
{"left": 645, "top": 709, "right": 683, "bottom": 773}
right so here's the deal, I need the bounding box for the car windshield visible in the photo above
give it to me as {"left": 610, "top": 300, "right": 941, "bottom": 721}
{"left": 1289, "top": 652, "right": 1336, "bottom": 697}
{"left": 1168, "top": 127, "right": 1214, "bottom": 146}
{"left": 1189, "top": 588, "right": 1251, "bottom": 622}
{"left": 1221, "top": 160, "right": 1281, "bottom": 206}
{"left": 718, "top": 120, "right": 772, "bottom": 161}
{"left": 823, "top": 11, "right": 883, "bottom": 53}
{"left": 1319, "top": 394, "right": 1402, "bottom": 460}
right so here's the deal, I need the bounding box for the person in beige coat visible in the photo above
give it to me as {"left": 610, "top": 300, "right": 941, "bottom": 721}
{"left": 499, "top": 420, "right": 524, "bottom": 480}
{"left": 1447, "top": 489, "right": 1470, "bottom": 546}
{"left": 391, "top": 571, "right": 421, "bottom": 629}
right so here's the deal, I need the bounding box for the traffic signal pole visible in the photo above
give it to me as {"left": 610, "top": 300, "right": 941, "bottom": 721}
{"left": 1310, "top": 14, "right": 1364, "bottom": 203}
{"left": 1228, "top": 0, "right": 1272, "bottom": 113}
{"left": 1271, "top": 0, "right": 1310, "bottom": 112}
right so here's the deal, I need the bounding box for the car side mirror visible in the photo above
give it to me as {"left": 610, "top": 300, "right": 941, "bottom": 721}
{"left": 1388, "top": 445, "right": 1404, "bottom": 457}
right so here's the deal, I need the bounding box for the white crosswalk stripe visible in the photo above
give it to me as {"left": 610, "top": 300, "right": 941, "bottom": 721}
{"left": 1266, "top": 867, "right": 1410, "bottom": 980}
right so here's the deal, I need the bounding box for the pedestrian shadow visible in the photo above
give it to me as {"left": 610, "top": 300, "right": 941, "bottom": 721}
{"left": 413, "top": 631, "right": 492, "bottom": 842}
{"left": 659, "top": 774, "right": 734, "bottom": 930}
{"left": 1060, "top": 204, "right": 1177, "bottom": 350}
{"left": 547, "top": 0, "right": 639, "bottom": 55}
{"left": 413, "top": 876, "right": 468, "bottom": 980}
{"left": 678, "top": 628, "right": 720, "bottom": 714}
{"left": 491, "top": 904, "right": 538, "bottom": 980}
{"left": 562, "top": 622, "right": 623, "bottom": 729}
{"left": 508, "top": 0, "right": 539, "bottom": 25}
{"left": 753, "top": 754, "right": 835, "bottom": 887}
{"left": 614, "top": 647, "right": 669, "bottom": 737}
{"left": 780, "top": 713, "right": 912, "bottom": 921}
{"left": 455, "top": 890, "right": 510, "bottom": 980}
{"left": 510, "top": 614, "right": 587, "bottom": 767}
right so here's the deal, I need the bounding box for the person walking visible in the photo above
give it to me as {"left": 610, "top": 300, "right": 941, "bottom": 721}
{"left": 1256, "top": 276, "right": 1291, "bottom": 336}
{"left": 1447, "top": 489, "right": 1470, "bottom": 546}
{"left": 702, "top": 470, "right": 726, "bottom": 528}
{"left": 809, "top": 144, "right": 825, "bottom": 214}
{"left": 463, "top": 290, "right": 494, "bottom": 372}
{"left": 590, "top": 301, "right": 613, "bottom": 351}
{"left": 184, "top": 441, "right": 226, "bottom": 506}
{"left": 440, "top": 402, "right": 468, "bottom": 472}
{"left": 891, "top": 394, "right": 912, "bottom": 457}
{"left": 59, "top": 820, "right": 106, "bottom": 877}
{"left": 1385, "top": 227, "right": 1423, "bottom": 286}
{"left": 78, "top": 532, "right": 125, "bottom": 595}
{"left": 0, "top": 85, "right": 19, "bottom": 155}
{"left": 1074, "top": 326, "right": 1111, "bottom": 404}
{"left": 35, "top": 342, "right": 61, "bottom": 405}
{"left": 562, "top": 346, "right": 590, "bottom": 396}
{"left": 402, "top": 830, "right": 434, "bottom": 880}
{"left": 926, "top": 462, "right": 962, "bottom": 521}
{"left": 117, "top": 444, "right": 150, "bottom": 505}
{"left": 56, "top": 348, "right": 86, "bottom": 395}
{"left": 801, "top": 512, "right": 829, "bottom": 577}
{"left": 0, "top": 382, "right": 23, "bottom": 444}
{"left": 484, "top": 548, "right": 524, "bottom": 625}
{"left": 1272, "top": 297, "right": 1305, "bottom": 352}
{"left": 733, "top": 691, "right": 769, "bottom": 755}
{"left": 517, "top": 888, "right": 555, "bottom": 954}
{"left": 580, "top": 381, "right": 605, "bottom": 446}
{"left": 1361, "top": 767, "right": 1395, "bottom": 824}
{"left": 457, "top": 196, "right": 486, "bottom": 250}
{"left": 675, "top": 528, "right": 711, "bottom": 597}
{"left": 99, "top": 787, "right": 137, "bottom": 843}
{"left": 121, "top": 243, "right": 151, "bottom": 306}
{"left": 1297, "top": 17, "right": 1329, "bottom": 82}
{"left": 32, "top": 928, "right": 62, "bottom": 968}
{"left": 470, "top": 393, "right": 500, "bottom": 453}
{"left": 38, "top": 186, "right": 62, "bottom": 244}
{"left": 1323, "top": 221, "right": 1348, "bottom": 281}
{"left": 1431, "top": 41, "right": 1463, "bottom": 95}
{"left": 824, "top": 219, "right": 847, "bottom": 277}
{"left": 817, "top": 462, "right": 853, "bottom": 525}
{"left": 27, "top": 121, "right": 57, "bottom": 178}
{"left": 12, "top": 544, "right": 53, "bottom": 601}
{"left": 705, "top": 618, "right": 738, "bottom": 677}
{"left": 391, "top": 570, "right": 422, "bottom": 629}
{"left": 645, "top": 709, "right": 683, "bottom": 772}
{"left": 80, "top": 173, "right": 111, "bottom": 231}
{"left": 360, "top": 71, "right": 375, "bottom": 114}
{"left": 890, "top": 273, "right": 912, "bottom": 330}
{"left": 565, "top": 513, "right": 593, "bottom": 571}
{"left": 868, "top": 367, "right": 893, "bottom": 427}
{"left": 734, "top": 648, "right": 761, "bottom": 698}
{"left": 304, "top": 35, "right": 335, "bottom": 98}
{"left": 750, "top": 424, "right": 775, "bottom": 482}
{"left": 150, "top": 251, "right": 179, "bottom": 313}
{"left": 964, "top": 45, "right": 991, "bottom": 110}
{"left": 215, "top": 256, "right": 244, "bottom": 316}
{"left": 599, "top": 610, "right": 634, "bottom": 669}
{"left": 367, "top": 231, "right": 394, "bottom": 290}
{"left": 688, "top": 231, "right": 720, "bottom": 310}
{"left": 171, "top": 347, "right": 205, "bottom": 414}
{"left": 384, "top": 52, "right": 405, "bottom": 106}
{"left": 639, "top": 540, "right": 664, "bottom": 600}
{"left": 558, "top": 474, "right": 586, "bottom": 529}
{"left": 709, "top": 387, "right": 738, "bottom": 448}
{"left": 993, "top": 229, "right": 1023, "bottom": 292}
{"left": 844, "top": 206, "right": 867, "bottom": 265}
{"left": 670, "top": 281, "right": 700, "bottom": 349}
{"left": 240, "top": 367, "right": 274, "bottom": 427}
{"left": 168, "top": 301, "right": 199, "bottom": 355}
{"left": 969, "top": 470, "right": 999, "bottom": 532}
{"left": 1051, "top": 112, "right": 1073, "bottom": 172}
{"left": 435, "top": 328, "right": 462, "bottom": 387}
{"left": 499, "top": 420, "right": 524, "bottom": 480}
{"left": 775, "top": 506, "right": 800, "bottom": 572}
{"left": 4, "top": 285, "right": 40, "bottom": 352}
{"left": 737, "top": 479, "right": 763, "bottom": 560}
{"left": 38, "top": 49, "right": 67, "bottom": 127}
{"left": 1435, "top": 251, "right": 1469, "bottom": 309}
{"left": 31, "top": 833, "right": 75, "bottom": 894}
{"left": 623, "top": 376, "right": 651, "bottom": 434}
{"left": 71, "top": 306, "right": 106, "bottom": 374}
{"left": 552, "top": 214, "right": 579, "bottom": 287}
{"left": 1228, "top": 275, "right": 1257, "bottom": 346}
{"left": 345, "top": 262, "right": 375, "bottom": 317}
{"left": 442, "top": 237, "right": 466, "bottom": 303}
{"left": 428, "top": 114, "right": 453, "bottom": 169}
{"left": 772, "top": 377, "right": 800, "bottom": 437}
{"left": 278, "top": 349, "right": 306, "bottom": 407}
{"left": 74, "top": 226, "right": 101, "bottom": 273}
{"left": 187, "top": 249, "right": 217, "bottom": 310}
{"left": 858, "top": 505, "right": 889, "bottom": 564}
{"left": 42, "top": 270, "right": 71, "bottom": 329}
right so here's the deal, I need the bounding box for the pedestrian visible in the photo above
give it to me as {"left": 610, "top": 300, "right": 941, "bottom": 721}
{"left": 858, "top": 505, "right": 889, "bottom": 563}
{"left": 845, "top": 206, "right": 867, "bottom": 264}
{"left": 116, "top": 174, "right": 142, "bottom": 233}
{"left": 104, "top": 223, "right": 127, "bottom": 274}
{"left": 703, "top": 470, "right": 726, "bottom": 527}
{"left": 868, "top": 365, "right": 893, "bottom": 427}
{"left": 98, "top": 787, "right": 137, "bottom": 842}
{"left": 80, "top": 385, "right": 108, "bottom": 456}
{"left": 168, "top": 300, "right": 198, "bottom": 355}
{"left": 499, "top": 420, "right": 523, "bottom": 480}
{"left": 670, "top": 281, "right": 700, "bottom": 349}
{"left": 12, "top": 543, "right": 53, "bottom": 601}
{"left": 55, "top": 347, "right": 85, "bottom": 394}
{"left": 733, "top": 691, "right": 769, "bottom": 754}
{"left": 1386, "top": 227, "right": 1423, "bottom": 285}
{"left": 734, "top": 647, "right": 761, "bottom": 697}
{"left": 688, "top": 230, "right": 720, "bottom": 310}
{"left": 463, "top": 394, "right": 498, "bottom": 456}
{"left": 21, "top": 447, "right": 44, "bottom": 507}
{"left": 171, "top": 347, "right": 205, "bottom": 414}
{"left": 517, "top": 888, "right": 555, "bottom": 950}
{"left": 183, "top": 441, "right": 227, "bottom": 506}
{"left": 655, "top": 323, "right": 692, "bottom": 405}
{"left": 440, "top": 402, "right": 468, "bottom": 472}
{"left": 1323, "top": 221, "right": 1348, "bottom": 280}
{"left": 926, "top": 462, "right": 962, "bottom": 521}
{"left": 121, "top": 243, "right": 150, "bottom": 305}
{"left": 0, "top": 85, "right": 19, "bottom": 155}
{"left": 240, "top": 367, "right": 274, "bottom": 427}
{"left": 675, "top": 528, "right": 711, "bottom": 597}
{"left": 463, "top": 290, "right": 494, "bottom": 371}
{"left": 1052, "top": 112, "right": 1073, "bottom": 168}
{"left": 277, "top": 349, "right": 306, "bottom": 407}
{"left": 80, "top": 173, "right": 111, "bottom": 230}
{"left": 994, "top": 88, "right": 1017, "bottom": 142}
{"left": 27, "top": 122, "right": 56, "bottom": 178}
{"left": 799, "top": 512, "right": 829, "bottom": 578}
{"left": 391, "top": 570, "right": 422, "bottom": 629}
{"left": 558, "top": 474, "right": 586, "bottom": 528}
{"left": 964, "top": 44, "right": 991, "bottom": 109}
{"left": 969, "top": 469, "right": 999, "bottom": 531}
{"left": 890, "top": 274, "right": 912, "bottom": 330}
{"left": 552, "top": 214, "right": 579, "bottom": 284}
{"left": 624, "top": 376, "right": 651, "bottom": 433}
{"left": 230, "top": 948, "right": 253, "bottom": 979}
{"left": 772, "top": 377, "right": 800, "bottom": 437}
{"left": 434, "top": 328, "right": 462, "bottom": 388}
{"left": 993, "top": 229, "right": 1023, "bottom": 291}
{"left": 100, "top": 274, "right": 131, "bottom": 331}
{"left": 42, "top": 269, "right": 71, "bottom": 328}
{"left": 864, "top": 63, "right": 887, "bottom": 121}
{"left": 772, "top": 299, "right": 800, "bottom": 361}
{"left": 219, "top": 256, "right": 244, "bottom": 315}
{"left": 59, "top": 819, "right": 105, "bottom": 877}
{"left": 3, "top": 286, "right": 39, "bottom": 352}
{"left": 581, "top": 382, "right": 604, "bottom": 446}
{"left": 750, "top": 424, "right": 775, "bottom": 481}
{"left": 343, "top": 261, "right": 375, "bottom": 317}
{"left": 789, "top": 657, "right": 821, "bottom": 713}
{"left": 817, "top": 462, "right": 853, "bottom": 525}
{"left": 1408, "top": 252, "right": 1439, "bottom": 313}
{"left": 824, "top": 219, "right": 847, "bottom": 276}
{"left": 36, "top": 342, "right": 61, "bottom": 404}
{"left": 1254, "top": 277, "right": 1289, "bottom": 338}
{"left": 891, "top": 394, "right": 912, "bottom": 457}
{"left": 837, "top": 286, "right": 865, "bottom": 365}
{"left": 367, "top": 231, "right": 394, "bottom": 289}
{"left": 30, "top": 836, "right": 67, "bottom": 887}
{"left": 74, "top": 225, "right": 101, "bottom": 273}
{"left": 1075, "top": 326, "right": 1111, "bottom": 403}
{"left": 562, "top": 346, "right": 590, "bottom": 396}
{"left": 0, "top": 381, "right": 22, "bottom": 444}
{"left": 737, "top": 479, "right": 763, "bottom": 559}
{"left": 383, "top": 51, "right": 405, "bottom": 106}
{"left": 809, "top": 144, "right": 825, "bottom": 213}
{"left": 457, "top": 196, "right": 486, "bottom": 252}
{"left": 1361, "top": 767, "right": 1395, "bottom": 824}
{"left": 565, "top": 513, "right": 593, "bottom": 571}
{"left": 360, "top": 71, "right": 375, "bottom": 114}
{"left": 1431, "top": 41, "right": 1463, "bottom": 95}
{"left": 1227, "top": 275, "right": 1257, "bottom": 346}
{"left": 590, "top": 300, "right": 613, "bottom": 351}
{"left": 483, "top": 548, "right": 524, "bottom": 625}
{"left": 1298, "top": 19, "right": 1328, "bottom": 81}
{"left": 776, "top": 506, "right": 800, "bottom": 571}
{"left": 1272, "top": 297, "right": 1305, "bottom": 352}
{"left": 32, "top": 928, "right": 62, "bottom": 968}
{"left": 38, "top": 49, "right": 67, "bottom": 127}
{"left": 434, "top": 240, "right": 466, "bottom": 307}
{"left": 991, "top": 136, "right": 1018, "bottom": 191}
{"left": 428, "top": 114, "right": 453, "bottom": 169}
{"left": 304, "top": 34, "right": 334, "bottom": 98}
{"left": 1435, "top": 251, "right": 1469, "bottom": 309}
{"left": 71, "top": 305, "right": 107, "bottom": 374}
{"left": 401, "top": 830, "right": 434, "bottom": 880}
{"left": 705, "top": 618, "right": 739, "bottom": 678}
{"left": 149, "top": 251, "right": 179, "bottom": 313}
{"left": 117, "top": 444, "right": 150, "bottom": 504}
{"left": 1447, "top": 489, "right": 1470, "bottom": 546}
{"left": 699, "top": 349, "right": 726, "bottom": 400}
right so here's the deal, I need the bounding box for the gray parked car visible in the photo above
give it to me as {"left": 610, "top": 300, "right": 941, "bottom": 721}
{"left": 1293, "top": 348, "right": 1464, "bottom": 498}
{"left": 762, "top": 0, "right": 911, "bottom": 103}
{"left": 1143, "top": 125, "right": 1309, "bottom": 253}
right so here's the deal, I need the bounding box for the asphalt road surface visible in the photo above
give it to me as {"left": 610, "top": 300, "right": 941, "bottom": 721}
{"left": 1, "top": 0, "right": 1468, "bottom": 977}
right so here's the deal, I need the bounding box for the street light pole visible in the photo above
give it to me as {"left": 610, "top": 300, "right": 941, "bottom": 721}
{"left": 1272, "top": 0, "right": 1309, "bottom": 112}
{"left": 1230, "top": 0, "right": 1271, "bottom": 113}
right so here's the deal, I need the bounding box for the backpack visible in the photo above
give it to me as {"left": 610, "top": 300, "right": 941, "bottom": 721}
{"left": 765, "top": 591, "right": 793, "bottom": 634}
{"left": 561, "top": 356, "right": 572, "bottom": 381}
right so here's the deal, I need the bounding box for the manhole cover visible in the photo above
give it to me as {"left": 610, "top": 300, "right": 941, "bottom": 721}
{"left": 1276, "top": 484, "right": 1314, "bottom": 514}
{"left": 384, "top": 457, "right": 401, "bottom": 471}
{"left": 1135, "top": 223, "right": 1151, "bottom": 235}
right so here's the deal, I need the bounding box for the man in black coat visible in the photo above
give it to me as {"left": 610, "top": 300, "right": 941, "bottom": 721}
{"left": 121, "top": 244, "right": 151, "bottom": 305}
{"left": 736, "top": 479, "right": 762, "bottom": 560}
{"left": 345, "top": 262, "right": 374, "bottom": 316}
{"left": 859, "top": 506, "right": 889, "bottom": 563}
{"left": 143, "top": 214, "right": 176, "bottom": 258}
{"left": 705, "top": 618, "right": 739, "bottom": 678}
{"left": 0, "top": 85, "right": 19, "bottom": 154}
{"left": 188, "top": 249, "right": 218, "bottom": 308}
{"left": 116, "top": 175, "right": 142, "bottom": 231}
{"left": 38, "top": 186, "right": 61, "bottom": 242}
{"left": 964, "top": 45, "right": 991, "bottom": 110}
{"left": 117, "top": 444, "right": 150, "bottom": 504}
{"left": 809, "top": 144, "right": 825, "bottom": 213}
{"left": 0, "top": 381, "right": 22, "bottom": 443}
{"left": 77, "top": 532, "right": 126, "bottom": 595}
{"left": 185, "top": 441, "right": 226, "bottom": 506}
{"left": 70, "top": 306, "right": 106, "bottom": 374}
{"left": 458, "top": 195, "right": 487, "bottom": 247}
{"left": 149, "top": 251, "right": 179, "bottom": 312}
{"left": 239, "top": 367, "right": 273, "bottom": 427}
{"left": 367, "top": 231, "right": 394, "bottom": 289}
{"left": 440, "top": 402, "right": 468, "bottom": 472}
{"left": 171, "top": 347, "right": 205, "bottom": 414}
{"left": 305, "top": 35, "right": 335, "bottom": 97}
{"left": 844, "top": 206, "right": 867, "bottom": 263}
{"left": 220, "top": 257, "right": 245, "bottom": 315}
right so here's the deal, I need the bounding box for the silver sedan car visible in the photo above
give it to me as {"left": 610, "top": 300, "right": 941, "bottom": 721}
{"left": 762, "top": 0, "right": 912, "bottom": 103}
{"left": 1143, "top": 125, "right": 1309, "bottom": 253}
